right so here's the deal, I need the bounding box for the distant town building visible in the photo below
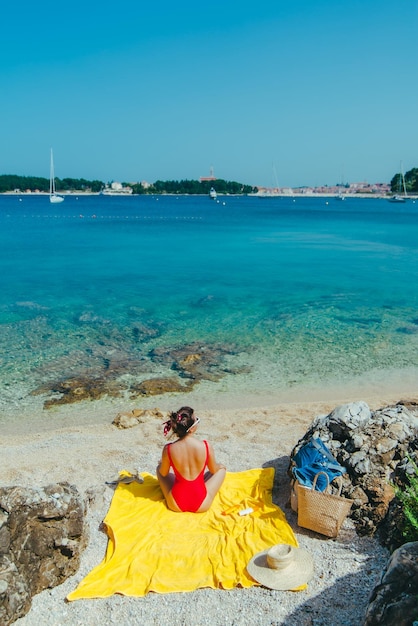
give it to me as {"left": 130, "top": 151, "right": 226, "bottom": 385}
{"left": 254, "top": 181, "right": 392, "bottom": 196}
{"left": 199, "top": 166, "right": 217, "bottom": 182}
{"left": 102, "top": 182, "right": 133, "bottom": 195}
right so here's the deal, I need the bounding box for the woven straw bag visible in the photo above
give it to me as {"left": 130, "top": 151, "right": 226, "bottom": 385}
{"left": 297, "top": 471, "right": 354, "bottom": 537}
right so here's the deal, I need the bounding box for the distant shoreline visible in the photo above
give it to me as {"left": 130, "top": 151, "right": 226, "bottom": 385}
{"left": 2, "top": 191, "right": 418, "bottom": 200}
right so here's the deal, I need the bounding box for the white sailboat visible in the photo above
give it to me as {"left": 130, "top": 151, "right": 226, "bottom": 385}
{"left": 209, "top": 187, "right": 217, "bottom": 200}
{"left": 388, "top": 162, "right": 407, "bottom": 203}
{"left": 335, "top": 167, "right": 346, "bottom": 200}
{"left": 49, "top": 149, "right": 64, "bottom": 203}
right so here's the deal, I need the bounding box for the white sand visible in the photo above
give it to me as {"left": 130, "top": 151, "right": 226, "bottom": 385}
{"left": 2, "top": 388, "right": 413, "bottom": 626}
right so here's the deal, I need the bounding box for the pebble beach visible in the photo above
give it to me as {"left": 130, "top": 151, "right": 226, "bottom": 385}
{"left": 1, "top": 388, "right": 407, "bottom": 626}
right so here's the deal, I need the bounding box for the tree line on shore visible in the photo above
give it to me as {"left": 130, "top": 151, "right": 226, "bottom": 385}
{"left": 0, "top": 175, "right": 103, "bottom": 194}
{"left": 0, "top": 174, "right": 256, "bottom": 195}
{"left": 390, "top": 168, "right": 418, "bottom": 193}
{"left": 1, "top": 168, "right": 417, "bottom": 194}
{"left": 136, "top": 179, "right": 257, "bottom": 195}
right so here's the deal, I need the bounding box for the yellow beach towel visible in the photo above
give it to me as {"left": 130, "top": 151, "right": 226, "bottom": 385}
{"left": 67, "top": 468, "right": 299, "bottom": 600}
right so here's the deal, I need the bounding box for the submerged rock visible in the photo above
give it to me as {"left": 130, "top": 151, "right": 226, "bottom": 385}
{"left": 131, "top": 323, "right": 161, "bottom": 342}
{"left": 129, "top": 377, "right": 195, "bottom": 398}
{"left": 149, "top": 341, "right": 242, "bottom": 383}
{"left": 30, "top": 340, "right": 244, "bottom": 408}
{"left": 32, "top": 375, "right": 126, "bottom": 408}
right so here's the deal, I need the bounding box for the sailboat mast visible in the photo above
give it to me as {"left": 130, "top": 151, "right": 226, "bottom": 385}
{"left": 272, "top": 162, "right": 279, "bottom": 190}
{"left": 400, "top": 161, "right": 407, "bottom": 196}
{"left": 48, "top": 149, "right": 64, "bottom": 203}
{"left": 50, "top": 148, "right": 54, "bottom": 195}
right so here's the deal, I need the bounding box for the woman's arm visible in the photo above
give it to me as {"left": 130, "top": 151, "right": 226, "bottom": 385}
{"left": 206, "top": 441, "right": 226, "bottom": 474}
{"left": 158, "top": 445, "right": 171, "bottom": 477}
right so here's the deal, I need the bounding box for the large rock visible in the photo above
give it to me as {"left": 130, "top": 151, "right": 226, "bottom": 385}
{"left": 363, "top": 541, "right": 418, "bottom": 625}
{"left": 112, "top": 407, "right": 166, "bottom": 429}
{"left": 289, "top": 401, "right": 418, "bottom": 536}
{"left": 0, "top": 483, "right": 86, "bottom": 625}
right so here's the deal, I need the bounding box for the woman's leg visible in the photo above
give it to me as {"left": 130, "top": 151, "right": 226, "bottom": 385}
{"left": 197, "top": 467, "right": 226, "bottom": 513}
{"left": 156, "top": 464, "right": 181, "bottom": 512}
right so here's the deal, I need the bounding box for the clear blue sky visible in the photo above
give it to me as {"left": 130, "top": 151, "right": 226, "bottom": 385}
{"left": 2, "top": 0, "right": 417, "bottom": 188}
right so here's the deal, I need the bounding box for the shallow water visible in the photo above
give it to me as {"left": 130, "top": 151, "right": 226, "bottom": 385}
{"left": 1, "top": 193, "right": 418, "bottom": 419}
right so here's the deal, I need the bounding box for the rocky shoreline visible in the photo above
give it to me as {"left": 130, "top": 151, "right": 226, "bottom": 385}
{"left": 1, "top": 397, "right": 417, "bottom": 625}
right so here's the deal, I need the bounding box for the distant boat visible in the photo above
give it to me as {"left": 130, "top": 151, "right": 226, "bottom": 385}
{"left": 388, "top": 194, "right": 406, "bottom": 203}
{"left": 335, "top": 168, "right": 346, "bottom": 200}
{"left": 49, "top": 149, "right": 64, "bottom": 204}
{"left": 209, "top": 187, "right": 217, "bottom": 200}
{"left": 388, "top": 163, "right": 407, "bottom": 203}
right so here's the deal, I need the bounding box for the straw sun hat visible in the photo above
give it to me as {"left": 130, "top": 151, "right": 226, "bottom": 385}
{"left": 247, "top": 543, "right": 314, "bottom": 591}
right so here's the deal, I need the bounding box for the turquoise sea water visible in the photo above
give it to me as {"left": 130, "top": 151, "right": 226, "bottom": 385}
{"left": 1, "top": 193, "right": 418, "bottom": 418}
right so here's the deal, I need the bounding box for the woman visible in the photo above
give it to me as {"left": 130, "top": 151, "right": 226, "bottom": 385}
{"left": 157, "top": 406, "right": 226, "bottom": 513}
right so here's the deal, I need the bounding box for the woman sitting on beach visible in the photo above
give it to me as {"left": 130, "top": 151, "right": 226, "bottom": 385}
{"left": 157, "top": 406, "right": 226, "bottom": 513}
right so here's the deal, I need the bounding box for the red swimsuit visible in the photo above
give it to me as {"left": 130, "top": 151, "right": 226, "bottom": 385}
{"left": 167, "top": 440, "right": 209, "bottom": 512}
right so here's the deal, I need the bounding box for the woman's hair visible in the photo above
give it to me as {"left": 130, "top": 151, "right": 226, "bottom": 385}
{"left": 169, "top": 406, "right": 195, "bottom": 438}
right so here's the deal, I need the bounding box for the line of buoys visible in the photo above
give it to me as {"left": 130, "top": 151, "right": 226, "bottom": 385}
{"left": 9, "top": 214, "right": 203, "bottom": 220}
